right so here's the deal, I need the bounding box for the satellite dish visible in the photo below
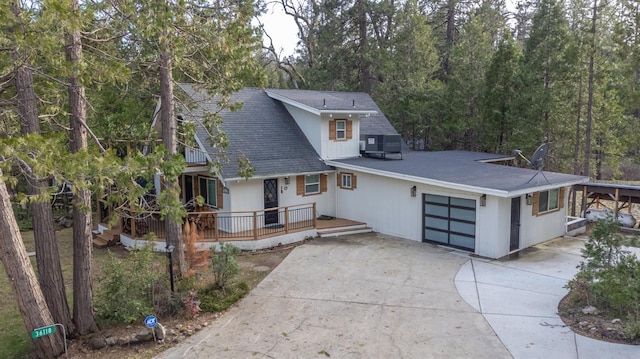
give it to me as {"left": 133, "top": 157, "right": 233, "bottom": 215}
{"left": 514, "top": 142, "right": 550, "bottom": 184}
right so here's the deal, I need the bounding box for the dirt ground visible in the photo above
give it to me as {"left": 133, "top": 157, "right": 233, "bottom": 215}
{"left": 558, "top": 295, "right": 640, "bottom": 346}
{"left": 63, "top": 243, "right": 297, "bottom": 359}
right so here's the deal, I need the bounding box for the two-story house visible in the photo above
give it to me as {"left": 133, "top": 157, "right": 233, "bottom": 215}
{"left": 102, "top": 84, "right": 588, "bottom": 259}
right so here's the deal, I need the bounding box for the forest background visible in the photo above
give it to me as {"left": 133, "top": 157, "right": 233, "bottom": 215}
{"left": 1, "top": 0, "right": 640, "bottom": 357}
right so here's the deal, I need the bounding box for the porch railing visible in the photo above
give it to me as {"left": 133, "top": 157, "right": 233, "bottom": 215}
{"left": 566, "top": 216, "right": 587, "bottom": 232}
{"left": 110, "top": 202, "right": 317, "bottom": 242}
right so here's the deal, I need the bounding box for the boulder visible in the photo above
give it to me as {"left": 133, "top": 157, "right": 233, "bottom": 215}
{"left": 154, "top": 323, "right": 166, "bottom": 342}
{"left": 134, "top": 328, "right": 154, "bottom": 342}
{"left": 87, "top": 337, "right": 107, "bottom": 350}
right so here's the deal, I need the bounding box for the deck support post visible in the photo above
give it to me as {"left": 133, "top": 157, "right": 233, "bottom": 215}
{"left": 253, "top": 212, "right": 258, "bottom": 240}
{"left": 285, "top": 207, "right": 289, "bottom": 233}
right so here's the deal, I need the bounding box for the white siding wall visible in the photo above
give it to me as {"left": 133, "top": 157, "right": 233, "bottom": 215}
{"left": 320, "top": 117, "right": 361, "bottom": 159}
{"left": 335, "top": 171, "right": 481, "bottom": 243}
{"left": 518, "top": 190, "right": 568, "bottom": 250}
{"left": 227, "top": 175, "right": 336, "bottom": 218}
{"left": 334, "top": 170, "right": 569, "bottom": 259}
{"left": 282, "top": 104, "right": 323, "bottom": 155}
{"left": 282, "top": 103, "right": 363, "bottom": 160}
{"left": 475, "top": 196, "right": 509, "bottom": 259}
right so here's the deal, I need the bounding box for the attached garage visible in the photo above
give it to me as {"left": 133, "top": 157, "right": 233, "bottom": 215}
{"left": 329, "top": 150, "right": 589, "bottom": 259}
{"left": 423, "top": 194, "right": 476, "bottom": 251}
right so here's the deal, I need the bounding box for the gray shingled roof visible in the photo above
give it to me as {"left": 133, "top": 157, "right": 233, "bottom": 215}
{"left": 177, "top": 84, "right": 331, "bottom": 180}
{"left": 328, "top": 151, "right": 588, "bottom": 196}
{"left": 266, "top": 89, "right": 398, "bottom": 137}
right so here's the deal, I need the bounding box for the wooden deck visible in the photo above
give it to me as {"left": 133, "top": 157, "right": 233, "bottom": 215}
{"left": 103, "top": 218, "right": 366, "bottom": 242}
{"left": 316, "top": 218, "right": 366, "bottom": 230}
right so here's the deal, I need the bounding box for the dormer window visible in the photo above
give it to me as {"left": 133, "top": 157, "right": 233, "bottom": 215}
{"left": 336, "top": 120, "right": 346, "bottom": 139}
{"left": 329, "top": 119, "right": 352, "bottom": 141}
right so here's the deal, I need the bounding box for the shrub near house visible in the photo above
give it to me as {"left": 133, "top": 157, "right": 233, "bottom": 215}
{"left": 566, "top": 218, "right": 640, "bottom": 340}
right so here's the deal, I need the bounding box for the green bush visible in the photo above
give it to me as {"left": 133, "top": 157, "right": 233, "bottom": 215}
{"left": 199, "top": 281, "right": 249, "bottom": 312}
{"left": 94, "top": 245, "right": 165, "bottom": 323}
{"left": 589, "top": 255, "right": 640, "bottom": 316}
{"left": 623, "top": 317, "right": 640, "bottom": 340}
{"left": 211, "top": 242, "right": 241, "bottom": 289}
{"left": 568, "top": 217, "right": 640, "bottom": 318}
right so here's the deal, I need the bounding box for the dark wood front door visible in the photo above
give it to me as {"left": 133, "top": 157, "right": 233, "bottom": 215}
{"left": 510, "top": 197, "right": 521, "bottom": 252}
{"left": 264, "top": 179, "right": 279, "bottom": 225}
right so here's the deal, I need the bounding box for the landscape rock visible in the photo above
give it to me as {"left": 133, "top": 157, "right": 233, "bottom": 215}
{"left": 611, "top": 318, "right": 621, "bottom": 324}
{"left": 105, "top": 336, "right": 118, "bottom": 346}
{"left": 154, "top": 323, "right": 166, "bottom": 342}
{"left": 582, "top": 306, "right": 598, "bottom": 315}
{"left": 87, "top": 336, "right": 107, "bottom": 350}
{"left": 134, "top": 328, "right": 154, "bottom": 342}
{"left": 117, "top": 337, "right": 130, "bottom": 346}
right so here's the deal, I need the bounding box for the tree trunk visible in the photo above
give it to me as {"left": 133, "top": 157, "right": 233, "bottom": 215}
{"left": 15, "top": 57, "right": 75, "bottom": 337}
{"left": 584, "top": 0, "right": 597, "bottom": 179}
{"left": 10, "top": 0, "right": 75, "bottom": 337}
{"left": 443, "top": 0, "right": 457, "bottom": 81}
{"left": 67, "top": 0, "right": 98, "bottom": 335}
{"left": 573, "top": 75, "right": 583, "bottom": 175}
{"left": 0, "top": 171, "right": 65, "bottom": 358}
{"left": 357, "top": 0, "right": 371, "bottom": 93}
{"left": 159, "top": 47, "right": 186, "bottom": 278}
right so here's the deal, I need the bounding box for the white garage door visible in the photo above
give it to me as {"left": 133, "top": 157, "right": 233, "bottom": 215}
{"left": 423, "top": 194, "right": 476, "bottom": 251}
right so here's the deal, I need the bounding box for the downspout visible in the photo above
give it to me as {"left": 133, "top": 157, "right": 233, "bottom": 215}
{"left": 334, "top": 171, "right": 338, "bottom": 218}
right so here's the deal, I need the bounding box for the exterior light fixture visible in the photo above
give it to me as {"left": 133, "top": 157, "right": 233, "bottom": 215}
{"left": 284, "top": 176, "right": 290, "bottom": 185}
{"left": 480, "top": 194, "right": 487, "bottom": 207}
{"left": 410, "top": 185, "right": 417, "bottom": 197}
{"left": 526, "top": 194, "right": 533, "bottom": 205}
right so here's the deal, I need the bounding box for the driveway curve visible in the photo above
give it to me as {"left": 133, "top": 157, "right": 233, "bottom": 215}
{"left": 455, "top": 236, "right": 639, "bottom": 359}
{"left": 156, "top": 234, "right": 510, "bottom": 359}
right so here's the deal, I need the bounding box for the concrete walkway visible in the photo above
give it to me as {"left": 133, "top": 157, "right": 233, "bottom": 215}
{"left": 157, "top": 234, "right": 510, "bottom": 358}
{"left": 455, "top": 236, "right": 639, "bottom": 359}
{"left": 156, "top": 234, "right": 639, "bottom": 359}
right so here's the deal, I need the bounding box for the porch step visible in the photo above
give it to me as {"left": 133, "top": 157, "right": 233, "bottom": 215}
{"left": 93, "top": 229, "right": 121, "bottom": 248}
{"left": 317, "top": 224, "right": 373, "bottom": 238}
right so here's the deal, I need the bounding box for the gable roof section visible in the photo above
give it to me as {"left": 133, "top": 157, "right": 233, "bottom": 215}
{"left": 265, "top": 89, "right": 399, "bottom": 137}
{"left": 178, "top": 84, "right": 331, "bottom": 180}
{"left": 327, "top": 150, "right": 588, "bottom": 197}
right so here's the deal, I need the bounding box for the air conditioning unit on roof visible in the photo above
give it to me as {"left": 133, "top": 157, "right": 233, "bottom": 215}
{"left": 360, "top": 134, "right": 402, "bottom": 159}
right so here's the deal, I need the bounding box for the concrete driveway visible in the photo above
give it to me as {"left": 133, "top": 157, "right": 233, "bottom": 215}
{"left": 455, "top": 237, "right": 640, "bottom": 359}
{"left": 156, "top": 234, "right": 510, "bottom": 359}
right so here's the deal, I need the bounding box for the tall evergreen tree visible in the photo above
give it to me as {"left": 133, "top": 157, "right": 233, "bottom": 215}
{"left": 511, "top": 0, "right": 575, "bottom": 171}
{"left": 481, "top": 30, "right": 520, "bottom": 153}
{"left": 7, "top": 0, "right": 75, "bottom": 337}
{"left": 372, "top": 0, "right": 441, "bottom": 149}
{"left": 442, "top": 0, "right": 507, "bottom": 150}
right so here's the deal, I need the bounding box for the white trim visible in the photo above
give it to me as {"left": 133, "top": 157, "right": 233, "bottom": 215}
{"left": 225, "top": 170, "right": 334, "bottom": 182}
{"left": 326, "top": 160, "right": 588, "bottom": 198}
{"left": 265, "top": 91, "right": 378, "bottom": 117}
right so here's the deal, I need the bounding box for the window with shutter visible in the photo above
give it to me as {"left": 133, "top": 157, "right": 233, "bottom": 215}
{"left": 338, "top": 172, "right": 357, "bottom": 190}
{"left": 533, "top": 188, "right": 561, "bottom": 216}
{"left": 297, "top": 174, "right": 328, "bottom": 196}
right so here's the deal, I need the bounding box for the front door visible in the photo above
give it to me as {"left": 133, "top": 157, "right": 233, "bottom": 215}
{"left": 264, "top": 179, "right": 279, "bottom": 225}
{"left": 510, "top": 197, "right": 521, "bottom": 252}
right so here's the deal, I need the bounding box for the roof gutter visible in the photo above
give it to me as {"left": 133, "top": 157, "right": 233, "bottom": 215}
{"left": 224, "top": 169, "right": 335, "bottom": 183}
